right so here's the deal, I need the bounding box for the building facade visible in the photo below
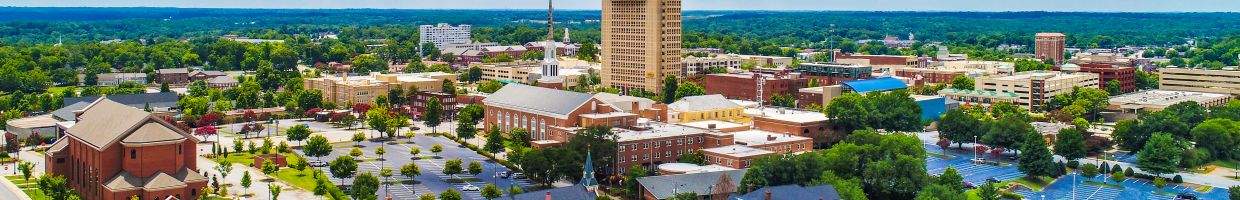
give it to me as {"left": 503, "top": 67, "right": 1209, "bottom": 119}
{"left": 45, "top": 98, "right": 206, "bottom": 200}
{"left": 97, "top": 73, "right": 147, "bottom": 86}
{"left": 482, "top": 84, "right": 633, "bottom": 147}
{"left": 747, "top": 107, "right": 835, "bottom": 147}
{"left": 682, "top": 55, "right": 742, "bottom": 75}
{"left": 667, "top": 95, "right": 748, "bottom": 123}
{"left": 419, "top": 23, "right": 472, "bottom": 49}
{"left": 601, "top": 0, "right": 683, "bottom": 92}
{"left": 975, "top": 71, "right": 1099, "bottom": 111}
{"left": 1035, "top": 33, "right": 1067, "bottom": 64}
{"left": 1159, "top": 67, "right": 1240, "bottom": 96}
{"left": 1073, "top": 63, "right": 1137, "bottom": 93}
{"left": 155, "top": 68, "right": 190, "bottom": 85}
{"left": 303, "top": 72, "right": 456, "bottom": 105}
{"left": 794, "top": 63, "right": 873, "bottom": 86}
{"left": 702, "top": 72, "right": 807, "bottom": 104}
{"left": 615, "top": 122, "right": 732, "bottom": 174}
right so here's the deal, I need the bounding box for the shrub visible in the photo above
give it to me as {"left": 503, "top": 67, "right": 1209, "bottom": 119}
{"left": 1124, "top": 168, "right": 1134, "bottom": 177}
{"left": 1172, "top": 175, "right": 1183, "bottom": 183}
{"left": 1067, "top": 160, "right": 1079, "bottom": 169}
{"left": 350, "top": 147, "right": 363, "bottom": 157}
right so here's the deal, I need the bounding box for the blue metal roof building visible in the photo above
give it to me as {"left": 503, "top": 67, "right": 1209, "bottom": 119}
{"left": 841, "top": 77, "right": 907, "bottom": 93}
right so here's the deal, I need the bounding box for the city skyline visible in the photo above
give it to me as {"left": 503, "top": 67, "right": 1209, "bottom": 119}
{"left": 6, "top": 0, "right": 1240, "bottom": 12}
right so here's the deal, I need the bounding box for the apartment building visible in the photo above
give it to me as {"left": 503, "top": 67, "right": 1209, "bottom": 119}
{"left": 303, "top": 72, "right": 456, "bottom": 105}
{"left": 1035, "top": 33, "right": 1067, "bottom": 64}
{"left": 601, "top": 0, "right": 683, "bottom": 92}
{"left": 1159, "top": 67, "right": 1240, "bottom": 96}
{"left": 419, "top": 23, "right": 472, "bottom": 49}
{"left": 614, "top": 122, "right": 732, "bottom": 174}
{"left": 702, "top": 72, "right": 807, "bottom": 103}
{"left": 682, "top": 55, "right": 742, "bottom": 75}
{"left": 975, "top": 70, "right": 1099, "bottom": 111}
{"left": 794, "top": 63, "right": 873, "bottom": 85}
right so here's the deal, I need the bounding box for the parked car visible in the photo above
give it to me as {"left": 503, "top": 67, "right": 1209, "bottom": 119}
{"left": 495, "top": 171, "right": 511, "bottom": 178}
{"left": 1175, "top": 193, "right": 1197, "bottom": 200}
{"left": 461, "top": 185, "right": 480, "bottom": 191}
{"left": 308, "top": 160, "right": 328, "bottom": 167}
{"left": 511, "top": 172, "right": 526, "bottom": 179}
{"left": 963, "top": 181, "right": 976, "bottom": 189}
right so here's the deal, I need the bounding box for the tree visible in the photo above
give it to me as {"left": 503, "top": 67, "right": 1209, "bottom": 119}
{"left": 351, "top": 172, "right": 380, "bottom": 200}
{"left": 439, "top": 189, "right": 463, "bottom": 200}
{"left": 508, "top": 185, "right": 524, "bottom": 199}
{"left": 216, "top": 160, "right": 234, "bottom": 181}
{"left": 37, "top": 175, "right": 72, "bottom": 200}
{"left": 456, "top": 110, "right": 477, "bottom": 139}
{"left": 484, "top": 126, "right": 505, "bottom": 153}
{"left": 915, "top": 184, "right": 965, "bottom": 200}
{"left": 442, "top": 79, "right": 457, "bottom": 94}
{"left": 938, "top": 108, "right": 983, "bottom": 147}
{"left": 983, "top": 113, "right": 1032, "bottom": 151}
{"left": 351, "top": 54, "right": 388, "bottom": 74}
{"left": 976, "top": 182, "right": 1000, "bottom": 200}
{"left": 862, "top": 155, "right": 928, "bottom": 199}
{"left": 367, "top": 107, "right": 392, "bottom": 138}
{"left": 1081, "top": 163, "right": 1099, "bottom": 177}
{"left": 1106, "top": 80, "right": 1123, "bottom": 95}
{"left": 468, "top": 161, "right": 483, "bottom": 175}
{"left": 677, "top": 150, "right": 707, "bottom": 165}
{"left": 286, "top": 124, "right": 311, "bottom": 146}
{"left": 400, "top": 163, "right": 421, "bottom": 181}
{"left": 1137, "top": 133, "right": 1182, "bottom": 175}
{"left": 262, "top": 159, "right": 279, "bottom": 174}
{"left": 240, "top": 171, "right": 252, "bottom": 195}
{"left": 1192, "top": 119, "right": 1238, "bottom": 160}
{"left": 577, "top": 43, "right": 599, "bottom": 61}
{"left": 1053, "top": 128, "right": 1088, "bottom": 161}
{"left": 303, "top": 135, "right": 332, "bottom": 161}
{"left": 668, "top": 192, "right": 698, "bottom": 200}
{"left": 423, "top": 98, "right": 443, "bottom": 133}
{"left": 950, "top": 75, "right": 974, "bottom": 90}
{"left": 419, "top": 194, "right": 437, "bottom": 200}
{"left": 660, "top": 76, "right": 678, "bottom": 104}
{"left": 376, "top": 146, "right": 387, "bottom": 160}
{"left": 935, "top": 167, "right": 964, "bottom": 192}
{"left": 466, "top": 66, "right": 482, "bottom": 83}
{"left": 17, "top": 162, "right": 33, "bottom": 180}
{"left": 481, "top": 183, "right": 502, "bottom": 200}
{"left": 353, "top": 132, "right": 367, "bottom": 146}
{"left": 330, "top": 155, "right": 359, "bottom": 185}
{"left": 477, "top": 80, "right": 504, "bottom": 93}
{"left": 269, "top": 184, "right": 283, "bottom": 200}
{"left": 444, "top": 158, "right": 463, "bottom": 175}
{"left": 431, "top": 144, "right": 443, "bottom": 156}
{"left": 1230, "top": 186, "right": 1239, "bottom": 200}
{"left": 674, "top": 82, "right": 706, "bottom": 100}
{"left": 1018, "top": 132, "right": 1057, "bottom": 178}
{"left": 770, "top": 93, "right": 796, "bottom": 107}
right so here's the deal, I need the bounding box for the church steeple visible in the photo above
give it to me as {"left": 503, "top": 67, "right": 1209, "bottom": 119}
{"left": 580, "top": 150, "right": 599, "bottom": 190}
{"left": 541, "top": 0, "right": 560, "bottom": 77}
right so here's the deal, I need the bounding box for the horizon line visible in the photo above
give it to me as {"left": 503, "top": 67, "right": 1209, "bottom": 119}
{"left": 3, "top": 6, "right": 1239, "bottom": 14}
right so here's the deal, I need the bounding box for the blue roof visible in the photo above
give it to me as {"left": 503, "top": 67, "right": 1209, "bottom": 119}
{"left": 842, "top": 77, "right": 907, "bottom": 93}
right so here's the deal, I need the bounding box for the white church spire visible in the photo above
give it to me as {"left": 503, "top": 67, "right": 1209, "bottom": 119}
{"left": 541, "top": 0, "right": 560, "bottom": 77}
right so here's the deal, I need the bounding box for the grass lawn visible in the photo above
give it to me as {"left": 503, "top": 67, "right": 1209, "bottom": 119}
{"left": 1209, "top": 160, "right": 1239, "bottom": 169}
{"left": 273, "top": 168, "right": 321, "bottom": 191}
{"left": 1009, "top": 176, "right": 1054, "bottom": 191}
{"left": 6, "top": 175, "right": 48, "bottom": 200}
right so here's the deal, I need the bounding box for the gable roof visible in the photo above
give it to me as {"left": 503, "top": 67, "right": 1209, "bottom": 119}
{"left": 121, "top": 123, "right": 187, "bottom": 145}
{"left": 842, "top": 77, "right": 907, "bottom": 93}
{"left": 593, "top": 93, "right": 656, "bottom": 113}
{"left": 206, "top": 76, "right": 237, "bottom": 84}
{"left": 729, "top": 184, "right": 841, "bottom": 200}
{"left": 668, "top": 94, "right": 741, "bottom": 112}
{"left": 144, "top": 172, "right": 187, "bottom": 191}
{"left": 104, "top": 171, "right": 143, "bottom": 191}
{"left": 511, "top": 185, "right": 596, "bottom": 200}
{"left": 483, "top": 84, "right": 596, "bottom": 119}
{"left": 637, "top": 169, "right": 747, "bottom": 199}
{"left": 64, "top": 98, "right": 195, "bottom": 150}
{"left": 190, "top": 70, "right": 226, "bottom": 77}
{"left": 51, "top": 101, "right": 92, "bottom": 121}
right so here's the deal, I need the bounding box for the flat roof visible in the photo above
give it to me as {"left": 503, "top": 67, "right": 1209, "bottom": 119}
{"left": 1109, "top": 90, "right": 1230, "bottom": 107}
{"left": 731, "top": 130, "right": 811, "bottom": 146}
{"left": 678, "top": 120, "right": 748, "bottom": 131}
{"left": 701, "top": 144, "right": 773, "bottom": 158}
{"left": 987, "top": 70, "right": 1093, "bottom": 82}
{"left": 745, "top": 107, "right": 828, "bottom": 123}
{"left": 615, "top": 122, "right": 712, "bottom": 142}
{"left": 6, "top": 114, "right": 58, "bottom": 129}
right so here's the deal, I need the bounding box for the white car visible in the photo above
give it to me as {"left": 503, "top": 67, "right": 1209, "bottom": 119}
{"left": 461, "top": 185, "right": 480, "bottom": 191}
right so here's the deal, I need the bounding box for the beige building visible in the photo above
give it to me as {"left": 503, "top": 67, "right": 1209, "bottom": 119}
{"left": 976, "top": 70, "right": 1099, "bottom": 111}
{"left": 1108, "top": 90, "right": 1231, "bottom": 113}
{"left": 474, "top": 59, "right": 596, "bottom": 88}
{"left": 1160, "top": 67, "right": 1240, "bottom": 96}
{"left": 682, "top": 55, "right": 742, "bottom": 75}
{"left": 304, "top": 72, "right": 456, "bottom": 105}
{"left": 601, "top": 0, "right": 683, "bottom": 92}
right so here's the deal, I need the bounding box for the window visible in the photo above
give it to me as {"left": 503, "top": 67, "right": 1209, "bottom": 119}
{"left": 130, "top": 149, "right": 136, "bottom": 159}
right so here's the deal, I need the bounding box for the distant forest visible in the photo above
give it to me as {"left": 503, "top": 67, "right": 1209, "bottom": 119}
{"left": 2, "top": 7, "right": 1240, "bottom": 48}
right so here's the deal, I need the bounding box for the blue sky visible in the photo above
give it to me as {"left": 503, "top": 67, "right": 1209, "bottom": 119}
{"left": 5, "top": 0, "right": 1240, "bottom": 12}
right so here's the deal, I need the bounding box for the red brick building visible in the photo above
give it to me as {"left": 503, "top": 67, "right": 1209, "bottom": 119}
{"left": 702, "top": 72, "right": 807, "bottom": 104}
{"left": 482, "top": 84, "right": 633, "bottom": 147}
{"left": 749, "top": 107, "right": 837, "bottom": 147}
{"left": 45, "top": 98, "right": 206, "bottom": 200}
{"left": 411, "top": 91, "right": 458, "bottom": 121}
{"left": 794, "top": 63, "right": 873, "bottom": 86}
{"left": 1070, "top": 63, "right": 1137, "bottom": 93}
{"left": 1036, "top": 33, "right": 1067, "bottom": 64}
{"left": 701, "top": 130, "right": 812, "bottom": 169}
{"left": 155, "top": 68, "right": 189, "bottom": 85}
{"left": 893, "top": 68, "right": 966, "bottom": 86}
{"left": 614, "top": 123, "right": 733, "bottom": 174}
{"left": 701, "top": 145, "right": 770, "bottom": 169}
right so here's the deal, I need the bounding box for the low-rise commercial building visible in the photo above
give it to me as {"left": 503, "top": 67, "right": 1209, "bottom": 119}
{"left": 1107, "top": 90, "right": 1231, "bottom": 113}
{"left": 834, "top": 52, "right": 920, "bottom": 72}
{"left": 746, "top": 107, "right": 835, "bottom": 147}
{"left": 1063, "top": 63, "right": 1137, "bottom": 93}
{"left": 155, "top": 68, "right": 189, "bottom": 85}
{"left": 97, "top": 73, "right": 147, "bottom": 86}
{"left": 473, "top": 60, "right": 594, "bottom": 89}
{"left": 894, "top": 61, "right": 1015, "bottom": 85}
{"left": 614, "top": 122, "right": 733, "bottom": 174}
{"left": 1159, "top": 67, "right": 1240, "bottom": 96}
{"left": 701, "top": 145, "right": 771, "bottom": 169}
{"left": 730, "top": 130, "right": 813, "bottom": 154}
{"left": 304, "top": 72, "right": 456, "bottom": 105}
{"left": 938, "top": 88, "right": 1020, "bottom": 108}
{"left": 483, "top": 84, "right": 632, "bottom": 147}
{"left": 682, "top": 55, "right": 743, "bottom": 75}
{"left": 975, "top": 70, "right": 1099, "bottom": 111}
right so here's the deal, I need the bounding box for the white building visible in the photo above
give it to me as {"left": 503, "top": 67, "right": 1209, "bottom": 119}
{"left": 419, "top": 23, "right": 473, "bottom": 49}
{"left": 683, "top": 55, "right": 743, "bottom": 75}
{"left": 975, "top": 70, "right": 1099, "bottom": 111}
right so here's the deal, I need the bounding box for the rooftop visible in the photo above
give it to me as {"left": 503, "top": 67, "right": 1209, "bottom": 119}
{"left": 669, "top": 94, "right": 742, "bottom": 112}
{"left": 745, "top": 107, "right": 828, "bottom": 124}
{"left": 615, "top": 122, "right": 713, "bottom": 142}
{"left": 985, "top": 70, "right": 1094, "bottom": 82}
{"left": 938, "top": 88, "right": 1020, "bottom": 99}
{"left": 637, "top": 169, "right": 747, "bottom": 200}
{"left": 1109, "top": 90, "right": 1230, "bottom": 108}
{"left": 728, "top": 184, "right": 842, "bottom": 200}
{"left": 5, "top": 114, "right": 58, "bottom": 129}
{"left": 842, "top": 76, "right": 908, "bottom": 93}
{"left": 678, "top": 120, "right": 748, "bottom": 131}
{"left": 701, "top": 144, "right": 773, "bottom": 158}
{"left": 484, "top": 84, "right": 599, "bottom": 119}
{"left": 731, "top": 130, "right": 812, "bottom": 147}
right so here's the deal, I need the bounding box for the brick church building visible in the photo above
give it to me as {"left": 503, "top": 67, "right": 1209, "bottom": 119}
{"left": 45, "top": 98, "right": 207, "bottom": 200}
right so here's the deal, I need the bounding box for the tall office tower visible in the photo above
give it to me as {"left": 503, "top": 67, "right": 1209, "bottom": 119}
{"left": 601, "top": 0, "right": 683, "bottom": 92}
{"left": 419, "top": 23, "right": 472, "bottom": 49}
{"left": 1035, "top": 32, "right": 1067, "bottom": 64}
{"left": 541, "top": 0, "right": 560, "bottom": 77}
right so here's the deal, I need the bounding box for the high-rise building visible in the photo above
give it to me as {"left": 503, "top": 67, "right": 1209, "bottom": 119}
{"left": 419, "top": 23, "right": 472, "bottom": 49}
{"left": 601, "top": 0, "right": 683, "bottom": 92}
{"left": 1035, "top": 33, "right": 1067, "bottom": 64}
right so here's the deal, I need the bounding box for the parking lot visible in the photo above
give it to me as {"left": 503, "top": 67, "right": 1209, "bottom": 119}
{"left": 1011, "top": 173, "right": 1231, "bottom": 200}
{"left": 924, "top": 144, "right": 1027, "bottom": 185}
{"left": 307, "top": 134, "right": 535, "bottom": 200}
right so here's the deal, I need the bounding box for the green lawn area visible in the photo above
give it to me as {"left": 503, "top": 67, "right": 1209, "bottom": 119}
{"left": 45, "top": 86, "right": 72, "bottom": 95}
{"left": 1009, "top": 176, "right": 1055, "bottom": 191}
{"left": 6, "top": 175, "right": 48, "bottom": 200}
{"left": 1209, "top": 160, "right": 1239, "bottom": 169}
